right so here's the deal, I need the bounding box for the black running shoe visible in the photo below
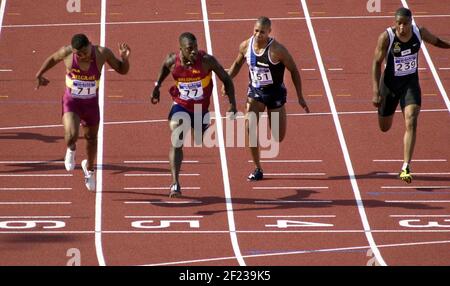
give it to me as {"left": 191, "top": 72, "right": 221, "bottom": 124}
{"left": 248, "top": 168, "right": 263, "bottom": 181}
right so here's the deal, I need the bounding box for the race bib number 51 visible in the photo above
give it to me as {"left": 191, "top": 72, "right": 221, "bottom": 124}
{"left": 394, "top": 54, "right": 417, "bottom": 76}
{"left": 178, "top": 81, "right": 204, "bottom": 100}
{"left": 250, "top": 66, "right": 273, "bottom": 87}
{"left": 71, "top": 80, "right": 97, "bottom": 99}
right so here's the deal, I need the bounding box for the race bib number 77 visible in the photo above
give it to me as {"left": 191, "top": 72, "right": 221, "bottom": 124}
{"left": 178, "top": 81, "right": 204, "bottom": 100}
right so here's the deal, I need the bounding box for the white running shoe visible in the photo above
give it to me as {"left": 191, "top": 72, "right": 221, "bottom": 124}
{"left": 81, "top": 159, "right": 96, "bottom": 191}
{"left": 64, "top": 148, "right": 76, "bottom": 171}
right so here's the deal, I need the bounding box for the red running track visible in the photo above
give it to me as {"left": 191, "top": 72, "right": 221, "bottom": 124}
{"left": 0, "top": 0, "right": 449, "bottom": 266}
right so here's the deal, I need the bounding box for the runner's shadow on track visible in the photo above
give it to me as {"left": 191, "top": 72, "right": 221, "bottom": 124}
{"left": 272, "top": 171, "right": 450, "bottom": 184}
{"left": 0, "top": 132, "right": 63, "bottom": 143}
{"left": 0, "top": 162, "right": 169, "bottom": 174}
{"left": 111, "top": 189, "right": 442, "bottom": 215}
{"left": 1, "top": 234, "right": 79, "bottom": 244}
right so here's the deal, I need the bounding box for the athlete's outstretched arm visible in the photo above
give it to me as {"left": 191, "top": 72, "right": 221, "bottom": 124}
{"left": 372, "top": 31, "right": 389, "bottom": 108}
{"left": 35, "top": 46, "right": 71, "bottom": 89}
{"left": 227, "top": 40, "right": 248, "bottom": 79}
{"left": 205, "top": 54, "right": 237, "bottom": 115}
{"left": 151, "top": 53, "right": 176, "bottom": 104}
{"left": 277, "top": 44, "right": 309, "bottom": 113}
{"left": 420, "top": 27, "right": 450, "bottom": 49}
{"left": 104, "top": 43, "right": 131, "bottom": 75}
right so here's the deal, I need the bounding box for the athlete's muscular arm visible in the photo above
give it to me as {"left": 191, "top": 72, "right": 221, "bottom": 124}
{"left": 227, "top": 40, "right": 248, "bottom": 78}
{"left": 420, "top": 27, "right": 450, "bottom": 49}
{"left": 372, "top": 31, "right": 389, "bottom": 108}
{"left": 103, "top": 43, "right": 131, "bottom": 75}
{"left": 276, "top": 43, "right": 309, "bottom": 113}
{"left": 205, "top": 54, "right": 237, "bottom": 115}
{"left": 151, "top": 53, "right": 176, "bottom": 104}
{"left": 35, "top": 46, "right": 72, "bottom": 89}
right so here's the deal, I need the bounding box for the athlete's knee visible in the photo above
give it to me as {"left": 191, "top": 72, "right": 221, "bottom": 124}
{"left": 64, "top": 130, "right": 79, "bottom": 145}
{"left": 405, "top": 115, "right": 418, "bottom": 131}
{"left": 84, "top": 133, "right": 98, "bottom": 144}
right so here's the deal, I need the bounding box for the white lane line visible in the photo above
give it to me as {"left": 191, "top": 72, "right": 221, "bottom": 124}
{"left": 247, "top": 159, "right": 322, "bottom": 163}
{"left": 255, "top": 200, "right": 333, "bottom": 204}
{"left": 4, "top": 14, "right": 450, "bottom": 29}
{"left": 328, "top": 68, "right": 343, "bottom": 71}
{"left": 0, "top": 216, "right": 71, "bottom": 218}
{"left": 94, "top": 0, "right": 107, "bottom": 267}
{"left": 124, "top": 200, "right": 202, "bottom": 204}
{"left": 0, "top": 109, "right": 447, "bottom": 132}
{"left": 124, "top": 216, "right": 204, "bottom": 218}
{"left": 0, "top": 202, "right": 71, "bottom": 205}
{"left": 139, "top": 239, "right": 450, "bottom": 266}
{"left": 124, "top": 187, "right": 200, "bottom": 190}
{"left": 390, "top": 215, "right": 450, "bottom": 217}
{"left": 123, "top": 160, "right": 199, "bottom": 164}
{"left": 0, "top": 161, "right": 64, "bottom": 164}
{"left": 253, "top": 186, "right": 329, "bottom": 190}
{"left": 373, "top": 159, "right": 447, "bottom": 162}
{"left": 301, "top": 0, "right": 386, "bottom": 266}
{"left": 0, "top": 69, "right": 12, "bottom": 72}
{"left": 265, "top": 173, "right": 326, "bottom": 176}
{"left": 301, "top": 68, "right": 316, "bottom": 71}
{"left": 0, "top": 0, "right": 6, "bottom": 37}
{"left": 124, "top": 173, "right": 200, "bottom": 177}
{"left": 257, "top": 215, "right": 336, "bottom": 218}
{"left": 0, "top": 174, "right": 72, "bottom": 177}
{"left": 376, "top": 172, "right": 450, "bottom": 176}
{"left": 1, "top": 229, "right": 450, "bottom": 234}
{"left": 439, "top": 67, "right": 450, "bottom": 70}
{"left": 401, "top": 0, "right": 450, "bottom": 112}
{"left": 0, "top": 188, "right": 71, "bottom": 191}
{"left": 381, "top": 186, "right": 450, "bottom": 189}
{"left": 201, "top": 0, "right": 244, "bottom": 266}
{"left": 386, "top": 200, "right": 450, "bottom": 203}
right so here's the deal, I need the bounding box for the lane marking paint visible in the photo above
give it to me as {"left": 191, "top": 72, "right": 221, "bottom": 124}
{"left": 381, "top": 186, "right": 450, "bottom": 189}
{"left": 124, "top": 187, "right": 200, "bottom": 190}
{"left": 0, "top": 0, "right": 7, "bottom": 37}
{"left": 0, "top": 109, "right": 447, "bottom": 131}
{"left": 201, "top": 0, "right": 245, "bottom": 266}
{"left": 124, "top": 201, "right": 202, "bottom": 204}
{"left": 255, "top": 200, "right": 333, "bottom": 204}
{"left": 125, "top": 216, "right": 204, "bottom": 218}
{"left": 253, "top": 186, "right": 329, "bottom": 190}
{"left": 401, "top": 0, "right": 450, "bottom": 112}
{"left": 301, "top": 0, "right": 386, "bottom": 266}
{"left": 124, "top": 160, "right": 199, "bottom": 164}
{"left": 94, "top": 0, "right": 107, "bottom": 267}
{"left": 124, "top": 173, "right": 200, "bottom": 177}
{"left": 386, "top": 200, "right": 450, "bottom": 203}
{"left": 4, "top": 14, "right": 450, "bottom": 29}
{"left": 247, "top": 159, "right": 322, "bottom": 163}
{"left": 0, "top": 174, "right": 72, "bottom": 177}
{"left": 0, "top": 188, "right": 71, "bottom": 191}
{"left": 373, "top": 159, "right": 447, "bottom": 162}
{"left": 0, "top": 201, "right": 71, "bottom": 205}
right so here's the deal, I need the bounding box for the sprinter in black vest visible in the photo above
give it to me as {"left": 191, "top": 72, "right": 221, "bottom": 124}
{"left": 225, "top": 16, "right": 310, "bottom": 181}
{"left": 372, "top": 8, "right": 450, "bottom": 183}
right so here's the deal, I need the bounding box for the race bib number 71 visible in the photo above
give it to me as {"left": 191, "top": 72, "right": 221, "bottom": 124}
{"left": 71, "top": 80, "right": 97, "bottom": 99}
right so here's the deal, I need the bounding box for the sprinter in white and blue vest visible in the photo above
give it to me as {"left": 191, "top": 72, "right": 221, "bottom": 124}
{"left": 372, "top": 7, "right": 450, "bottom": 184}
{"left": 225, "top": 16, "right": 310, "bottom": 181}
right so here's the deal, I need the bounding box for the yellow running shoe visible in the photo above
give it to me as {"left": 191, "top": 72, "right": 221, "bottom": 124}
{"left": 399, "top": 168, "right": 412, "bottom": 184}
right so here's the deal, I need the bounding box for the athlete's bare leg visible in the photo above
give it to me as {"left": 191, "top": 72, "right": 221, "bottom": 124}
{"left": 82, "top": 124, "right": 99, "bottom": 171}
{"left": 378, "top": 114, "right": 395, "bottom": 132}
{"left": 245, "top": 98, "right": 266, "bottom": 170}
{"left": 402, "top": 104, "right": 420, "bottom": 166}
{"left": 169, "top": 120, "right": 184, "bottom": 187}
{"left": 268, "top": 105, "right": 287, "bottom": 143}
{"left": 62, "top": 112, "right": 80, "bottom": 151}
